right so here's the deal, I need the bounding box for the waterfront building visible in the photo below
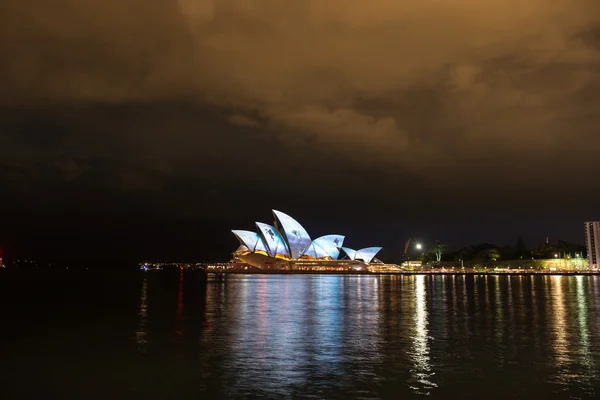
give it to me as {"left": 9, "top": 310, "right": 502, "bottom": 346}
{"left": 584, "top": 221, "right": 600, "bottom": 270}
{"left": 231, "top": 210, "right": 382, "bottom": 269}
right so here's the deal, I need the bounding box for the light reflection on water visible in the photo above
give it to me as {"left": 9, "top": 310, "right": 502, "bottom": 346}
{"left": 544, "top": 275, "right": 600, "bottom": 396}
{"left": 134, "top": 274, "right": 148, "bottom": 350}
{"left": 185, "top": 274, "right": 599, "bottom": 398}
{"left": 219, "top": 276, "right": 387, "bottom": 398}
{"left": 409, "top": 275, "right": 436, "bottom": 394}
{"left": 3, "top": 272, "right": 600, "bottom": 399}
{"left": 575, "top": 277, "right": 595, "bottom": 382}
{"left": 550, "top": 275, "right": 569, "bottom": 379}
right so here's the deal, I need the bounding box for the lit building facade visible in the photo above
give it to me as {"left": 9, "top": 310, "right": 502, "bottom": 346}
{"left": 584, "top": 221, "right": 600, "bottom": 270}
{"left": 231, "top": 210, "right": 382, "bottom": 269}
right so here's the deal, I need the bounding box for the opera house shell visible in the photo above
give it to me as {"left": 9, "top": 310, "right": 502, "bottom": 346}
{"left": 231, "top": 210, "right": 382, "bottom": 269}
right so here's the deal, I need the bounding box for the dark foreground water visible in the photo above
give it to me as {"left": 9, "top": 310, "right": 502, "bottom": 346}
{"left": 1, "top": 271, "right": 600, "bottom": 399}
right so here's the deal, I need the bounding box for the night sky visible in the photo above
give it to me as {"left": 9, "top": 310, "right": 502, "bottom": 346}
{"left": 1, "top": 1, "right": 599, "bottom": 265}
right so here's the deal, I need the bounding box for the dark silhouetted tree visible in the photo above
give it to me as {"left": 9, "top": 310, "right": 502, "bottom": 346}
{"left": 476, "top": 248, "right": 500, "bottom": 262}
{"left": 421, "top": 251, "right": 436, "bottom": 265}
{"left": 531, "top": 242, "right": 563, "bottom": 258}
{"left": 515, "top": 235, "right": 531, "bottom": 259}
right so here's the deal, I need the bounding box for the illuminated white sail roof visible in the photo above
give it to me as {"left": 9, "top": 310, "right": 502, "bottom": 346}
{"left": 255, "top": 222, "right": 290, "bottom": 257}
{"left": 273, "top": 210, "right": 312, "bottom": 259}
{"left": 308, "top": 235, "right": 345, "bottom": 259}
{"left": 355, "top": 247, "right": 383, "bottom": 263}
{"left": 232, "top": 211, "right": 381, "bottom": 263}
{"left": 303, "top": 243, "right": 323, "bottom": 258}
{"left": 232, "top": 230, "right": 268, "bottom": 253}
{"left": 341, "top": 247, "right": 357, "bottom": 260}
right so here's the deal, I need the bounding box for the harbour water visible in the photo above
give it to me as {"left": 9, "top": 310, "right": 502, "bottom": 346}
{"left": 2, "top": 271, "right": 600, "bottom": 399}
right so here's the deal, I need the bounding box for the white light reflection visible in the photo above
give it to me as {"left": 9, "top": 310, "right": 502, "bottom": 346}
{"left": 592, "top": 276, "right": 600, "bottom": 330}
{"left": 135, "top": 275, "right": 148, "bottom": 351}
{"left": 576, "top": 277, "right": 590, "bottom": 349}
{"left": 530, "top": 276, "right": 538, "bottom": 329}
{"left": 462, "top": 275, "right": 469, "bottom": 333}
{"left": 507, "top": 276, "right": 515, "bottom": 335}
{"left": 493, "top": 275, "right": 503, "bottom": 341}
{"left": 550, "top": 276, "right": 570, "bottom": 379}
{"left": 548, "top": 276, "right": 599, "bottom": 394}
{"left": 575, "top": 276, "right": 596, "bottom": 383}
{"left": 312, "top": 276, "right": 344, "bottom": 372}
{"left": 409, "top": 275, "right": 437, "bottom": 394}
{"left": 224, "top": 275, "right": 311, "bottom": 394}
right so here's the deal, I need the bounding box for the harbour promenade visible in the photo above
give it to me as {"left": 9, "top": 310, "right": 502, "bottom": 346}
{"left": 140, "top": 257, "right": 596, "bottom": 275}
{"left": 217, "top": 267, "right": 599, "bottom": 276}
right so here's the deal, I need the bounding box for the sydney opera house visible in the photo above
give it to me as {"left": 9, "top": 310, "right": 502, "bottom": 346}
{"left": 230, "top": 210, "right": 383, "bottom": 270}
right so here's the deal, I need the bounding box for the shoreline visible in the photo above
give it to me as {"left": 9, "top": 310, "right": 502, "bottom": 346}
{"left": 210, "top": 270, "right": 600, "bottom": 276}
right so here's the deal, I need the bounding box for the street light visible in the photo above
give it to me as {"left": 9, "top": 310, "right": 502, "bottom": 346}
{"left": 414, "top": 243, "right": 424, "bottom": 271}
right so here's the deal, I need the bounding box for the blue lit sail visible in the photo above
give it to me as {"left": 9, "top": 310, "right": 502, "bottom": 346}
{"left": 232, "top": 230, "right": 268, "bottom": 253}
{"left": 302, "top": 244, "right": 320, "bottom": 258}
{"left": 341, "top": 247, "right": 357, "bottom": 260}
{"left": 355, "top": 247, "right": 383, "bottom": 263}
{"left": 273, "top": 210, "right": 312, "bottom": 259}
{"left": 255, "top": 222, "right": 290, "bottom": 257}
{"left": 308, "top": 235, "right": 345, "bottom": 259}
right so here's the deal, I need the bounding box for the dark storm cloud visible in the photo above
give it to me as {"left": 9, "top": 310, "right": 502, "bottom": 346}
{"left": 1, "top": 0, "right": 599, "bottom": 223}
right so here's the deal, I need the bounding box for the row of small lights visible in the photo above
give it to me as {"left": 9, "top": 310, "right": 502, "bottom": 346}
{"left": 416, "top": 243, "right": 582, "bottom": 259}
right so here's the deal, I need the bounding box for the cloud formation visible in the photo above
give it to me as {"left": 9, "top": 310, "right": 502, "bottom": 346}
{"left": 1, "top": 0, "right": 599, "bottom": 186}
{"left": 2, "top": 1, "right": 600, "bottom": 261}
